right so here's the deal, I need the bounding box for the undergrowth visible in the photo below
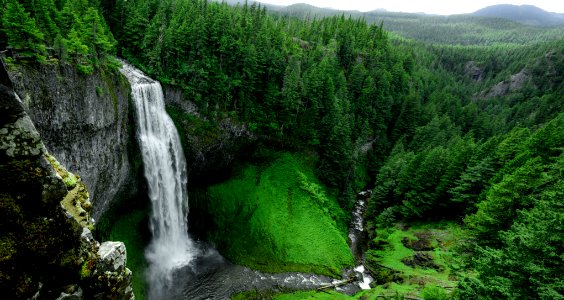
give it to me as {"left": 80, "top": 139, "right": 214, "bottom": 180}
{"left": 251, "top": 222, "right": 461, "bottom": 300}
{"left": 207, "top": 152, "right": 354, "bottom": 276}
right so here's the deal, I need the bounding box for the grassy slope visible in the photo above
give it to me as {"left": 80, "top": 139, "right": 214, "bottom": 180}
{"left": 207, "top": 152, "right": 354, "bottom": 276}
{"left": 367, "top": 224, "right": 459, "bottom": 283}
{"left": 250, "top": 223, "right": 460, "bottom": 300}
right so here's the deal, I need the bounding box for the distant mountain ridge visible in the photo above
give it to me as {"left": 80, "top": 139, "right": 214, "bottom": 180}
{"left": 472, "top": 4, "right": 564, "bottom": 26}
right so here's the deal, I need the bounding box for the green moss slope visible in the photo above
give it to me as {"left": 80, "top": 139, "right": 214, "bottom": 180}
{"left": 208, "top": 152, "right": 354, "bottom": 276}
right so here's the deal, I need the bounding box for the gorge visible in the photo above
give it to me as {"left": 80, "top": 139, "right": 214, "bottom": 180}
{"left": 119, "top": 62, "right": 375, "bottom": 299}
{"left": 1, "top": 0, "right": 563, "bottom": 299}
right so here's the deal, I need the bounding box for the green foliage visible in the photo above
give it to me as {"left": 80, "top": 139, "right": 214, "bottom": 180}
{"left": 206, "top": 153, "right": 353, "bottom": 276}
{"left": 3, "top": 0, "right": 561, "bottom": 297}
{"left": 2, "top": 0, "right": 47, "bottom": 62}
{"left": 459, "top": 176, "right": 564, "bottom": 299}
{"left": 1, "top": 0, "right": 116, "bottom": 72}
{"left": 45, "top": 153, "right": 78, "bottom": 189}
{"left": 274, "top": 290, "right": 353, "bottom": 300}
{"left": 367, "top": 223, "right": 462, "bottom": 290}
{"left": 272, "top": 6, "right": 564, "bottom": 46}
{"left": 107, "top": 0, "right": 413, "bottom": 193}
{"left": 464, "top": 157, "right": 547, "bottom": 241}
{"left": 80, "top": 261, "right": 92, "bottom": 279}
{"left": 421, "top": 284, "right": 449, "bottom": 300}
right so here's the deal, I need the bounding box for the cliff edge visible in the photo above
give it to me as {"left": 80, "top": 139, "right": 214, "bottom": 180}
{"left": 0, "top": 59, "right": 134, "bottom": 299}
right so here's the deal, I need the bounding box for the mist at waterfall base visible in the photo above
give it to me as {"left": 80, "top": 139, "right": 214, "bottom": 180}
{"left": 120, "top": 63, "right": 199, "bottom": 299}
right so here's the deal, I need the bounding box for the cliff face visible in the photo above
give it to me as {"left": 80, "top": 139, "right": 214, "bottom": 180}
{"left": 162, "top": 84, "right": 255, "bottom": 185}
{"left": 0, "top": 60, "right": 133, "bottom": 299}
{"left": 8, "top": 63, "right": 138, "bottom": 219}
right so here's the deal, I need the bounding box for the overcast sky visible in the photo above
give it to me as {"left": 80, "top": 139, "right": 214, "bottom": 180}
{"left": 258, "top": 1, "right": 564, "bottom": 15}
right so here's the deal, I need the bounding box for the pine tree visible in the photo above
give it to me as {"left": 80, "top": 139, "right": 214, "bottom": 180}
{"left": 2, "top": 0, "right": 47, "bottom": 62}
{"left": 465, "top": 157, "right": 548, "bottom": 243}
{"left": 280, "top": 57, "right": 304, "bottom": 132}
{"left": 66, "top": 26, "right": 92, "bottom": 74}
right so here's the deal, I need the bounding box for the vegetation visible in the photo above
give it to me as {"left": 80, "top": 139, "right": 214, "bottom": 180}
{"left": 96, "top": 201, "right": 150, "bottom": 300}
{"left": 206, "top": 152, "right": 354, "bottom": 276}
{"left": 2, "top": 0, "right": 563, "bottom": 299}
{"left": 269, "top": 4, "right": 564, "bottom": 46}
{"left": 1, "top": 0, "right": 117, "bottom": 73}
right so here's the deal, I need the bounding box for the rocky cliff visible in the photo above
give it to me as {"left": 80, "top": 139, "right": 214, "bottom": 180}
{"left": 0, "top": 59, "right": 134, "bottom": 299}
{"left": 7, "top": 63, "right": 139, "bottom": 219}
{"left": 162, "top": 84, "right": 255, "bottom": 185}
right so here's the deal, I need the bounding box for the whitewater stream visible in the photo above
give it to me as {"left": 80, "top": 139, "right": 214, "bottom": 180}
{"left": 121, "top": 62, "right": 372, "bottom": 299}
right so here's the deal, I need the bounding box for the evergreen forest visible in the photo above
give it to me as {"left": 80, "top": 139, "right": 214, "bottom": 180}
{"left": 1, "top": 0, "right": 563, "bottom": 299}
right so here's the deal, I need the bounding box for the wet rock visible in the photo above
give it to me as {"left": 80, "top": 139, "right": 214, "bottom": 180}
{"left": 0, "top": 60, "right": 133, "bottom": 299}
{"left": 84, "top": 241, "right": 134, "bottom": 300}
{"left": 357, "top": 190, "right": 372, "bottom": 199}
{"left": 55, "top": 285, "right": 83, "bottom": 300}
{"left": 370, "top": 267, "right": 403, "bottom": 285}
{"left": 481, "top": 69, "right": 529, "bottom": 98}
{"left": 162, "top": 84, "right": 256, "bottom": 184}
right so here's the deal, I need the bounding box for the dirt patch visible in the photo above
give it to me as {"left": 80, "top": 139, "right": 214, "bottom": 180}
{"left": 401, "top": 231, "right": 436, "bottom": 251}
{"left": 401, "top": 252, "right": 441, "bottom": 270}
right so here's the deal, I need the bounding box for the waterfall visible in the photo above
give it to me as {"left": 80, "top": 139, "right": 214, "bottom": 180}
{"left": 120, "top": 63, "right": 198, "bottom": 298}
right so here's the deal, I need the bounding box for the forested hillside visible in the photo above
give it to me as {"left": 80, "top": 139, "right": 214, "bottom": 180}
{"left": 1, "top": 0, "right": 563, "bottom": 299}
{"left": 0, "top": 0, "right": 117, "bottom": 73}
{"left": 101, "top": 0, "right": 419, "bottom": 208}
{"left": 269, "top": 4, "right": 564, "bottom": 46}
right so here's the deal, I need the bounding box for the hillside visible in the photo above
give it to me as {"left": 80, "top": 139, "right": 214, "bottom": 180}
{"left": 1, "top": 0, "right": 563, "bottom": 299}
{"left": 266, "top": 3, "right": 564, "bottom": 45}
{"left": 473, "top": 4, "right": 564, "bottom": 27}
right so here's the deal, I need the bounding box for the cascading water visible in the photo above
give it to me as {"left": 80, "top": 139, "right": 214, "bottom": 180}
{"left": 120, "top": 63, "right": 198, "bottom": 299}
{"left": 119, "top": 61, "right": 375, "bottom": 298}
{"left": 348, "top": 190, "right": 374, "bottom": 290}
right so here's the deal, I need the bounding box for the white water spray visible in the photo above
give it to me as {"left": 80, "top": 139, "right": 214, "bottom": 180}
{"left": 120, "top": 63, "right": 198, "bottom": 298}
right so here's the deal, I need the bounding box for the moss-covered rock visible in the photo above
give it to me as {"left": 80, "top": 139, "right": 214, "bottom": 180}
{"left": 0, "top": 59, "right": 133, "bottom": 299}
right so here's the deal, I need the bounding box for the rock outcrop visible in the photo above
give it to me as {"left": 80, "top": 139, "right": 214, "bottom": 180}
{"left": 481, "top": 69, "right": 529, "bottom": 98}
{"left": 7, "top": 63, "right": 139, "bottom": 219}
{"left": 162, "top": 84, "right": 256, "bottom": 184}
{"left": 464, "top": 61, "right": 484, "bottom": 82}
{"left": 0, "top": 59, "right": 133, "bottom": 299}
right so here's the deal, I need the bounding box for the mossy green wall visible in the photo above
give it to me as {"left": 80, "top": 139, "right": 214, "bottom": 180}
{"left": 207, "top": 152, "right": 354, "bottom": 276}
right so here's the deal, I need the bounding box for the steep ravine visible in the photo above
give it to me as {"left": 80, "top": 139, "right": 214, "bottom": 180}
{"left": 7, "top": 63, "right": 139, "bottom": 219}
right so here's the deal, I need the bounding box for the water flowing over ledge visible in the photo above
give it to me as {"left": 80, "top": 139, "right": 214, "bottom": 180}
{"left": 120, "top": 63, "right": 198, "bottom": 299}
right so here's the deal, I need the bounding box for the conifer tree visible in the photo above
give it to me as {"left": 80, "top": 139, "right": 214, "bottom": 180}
{"left": 2, "top": 0, "right": 47, "bottom": 62}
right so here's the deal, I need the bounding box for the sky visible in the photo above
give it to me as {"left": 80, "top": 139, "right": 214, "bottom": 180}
{"left": 257, "top": 1, "right": 564, "bottom": 15}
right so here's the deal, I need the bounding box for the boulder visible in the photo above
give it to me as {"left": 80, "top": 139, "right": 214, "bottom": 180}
{"left": 98, "top": 242, "right": 127, "bottom": 274}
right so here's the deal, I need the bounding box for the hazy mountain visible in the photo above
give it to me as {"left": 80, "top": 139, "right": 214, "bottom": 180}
{"left": 217, "top": 1, "right": 564, "bottom": 45}
{"left": 472, "top": 4, "right": 564, "bottom": 27}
